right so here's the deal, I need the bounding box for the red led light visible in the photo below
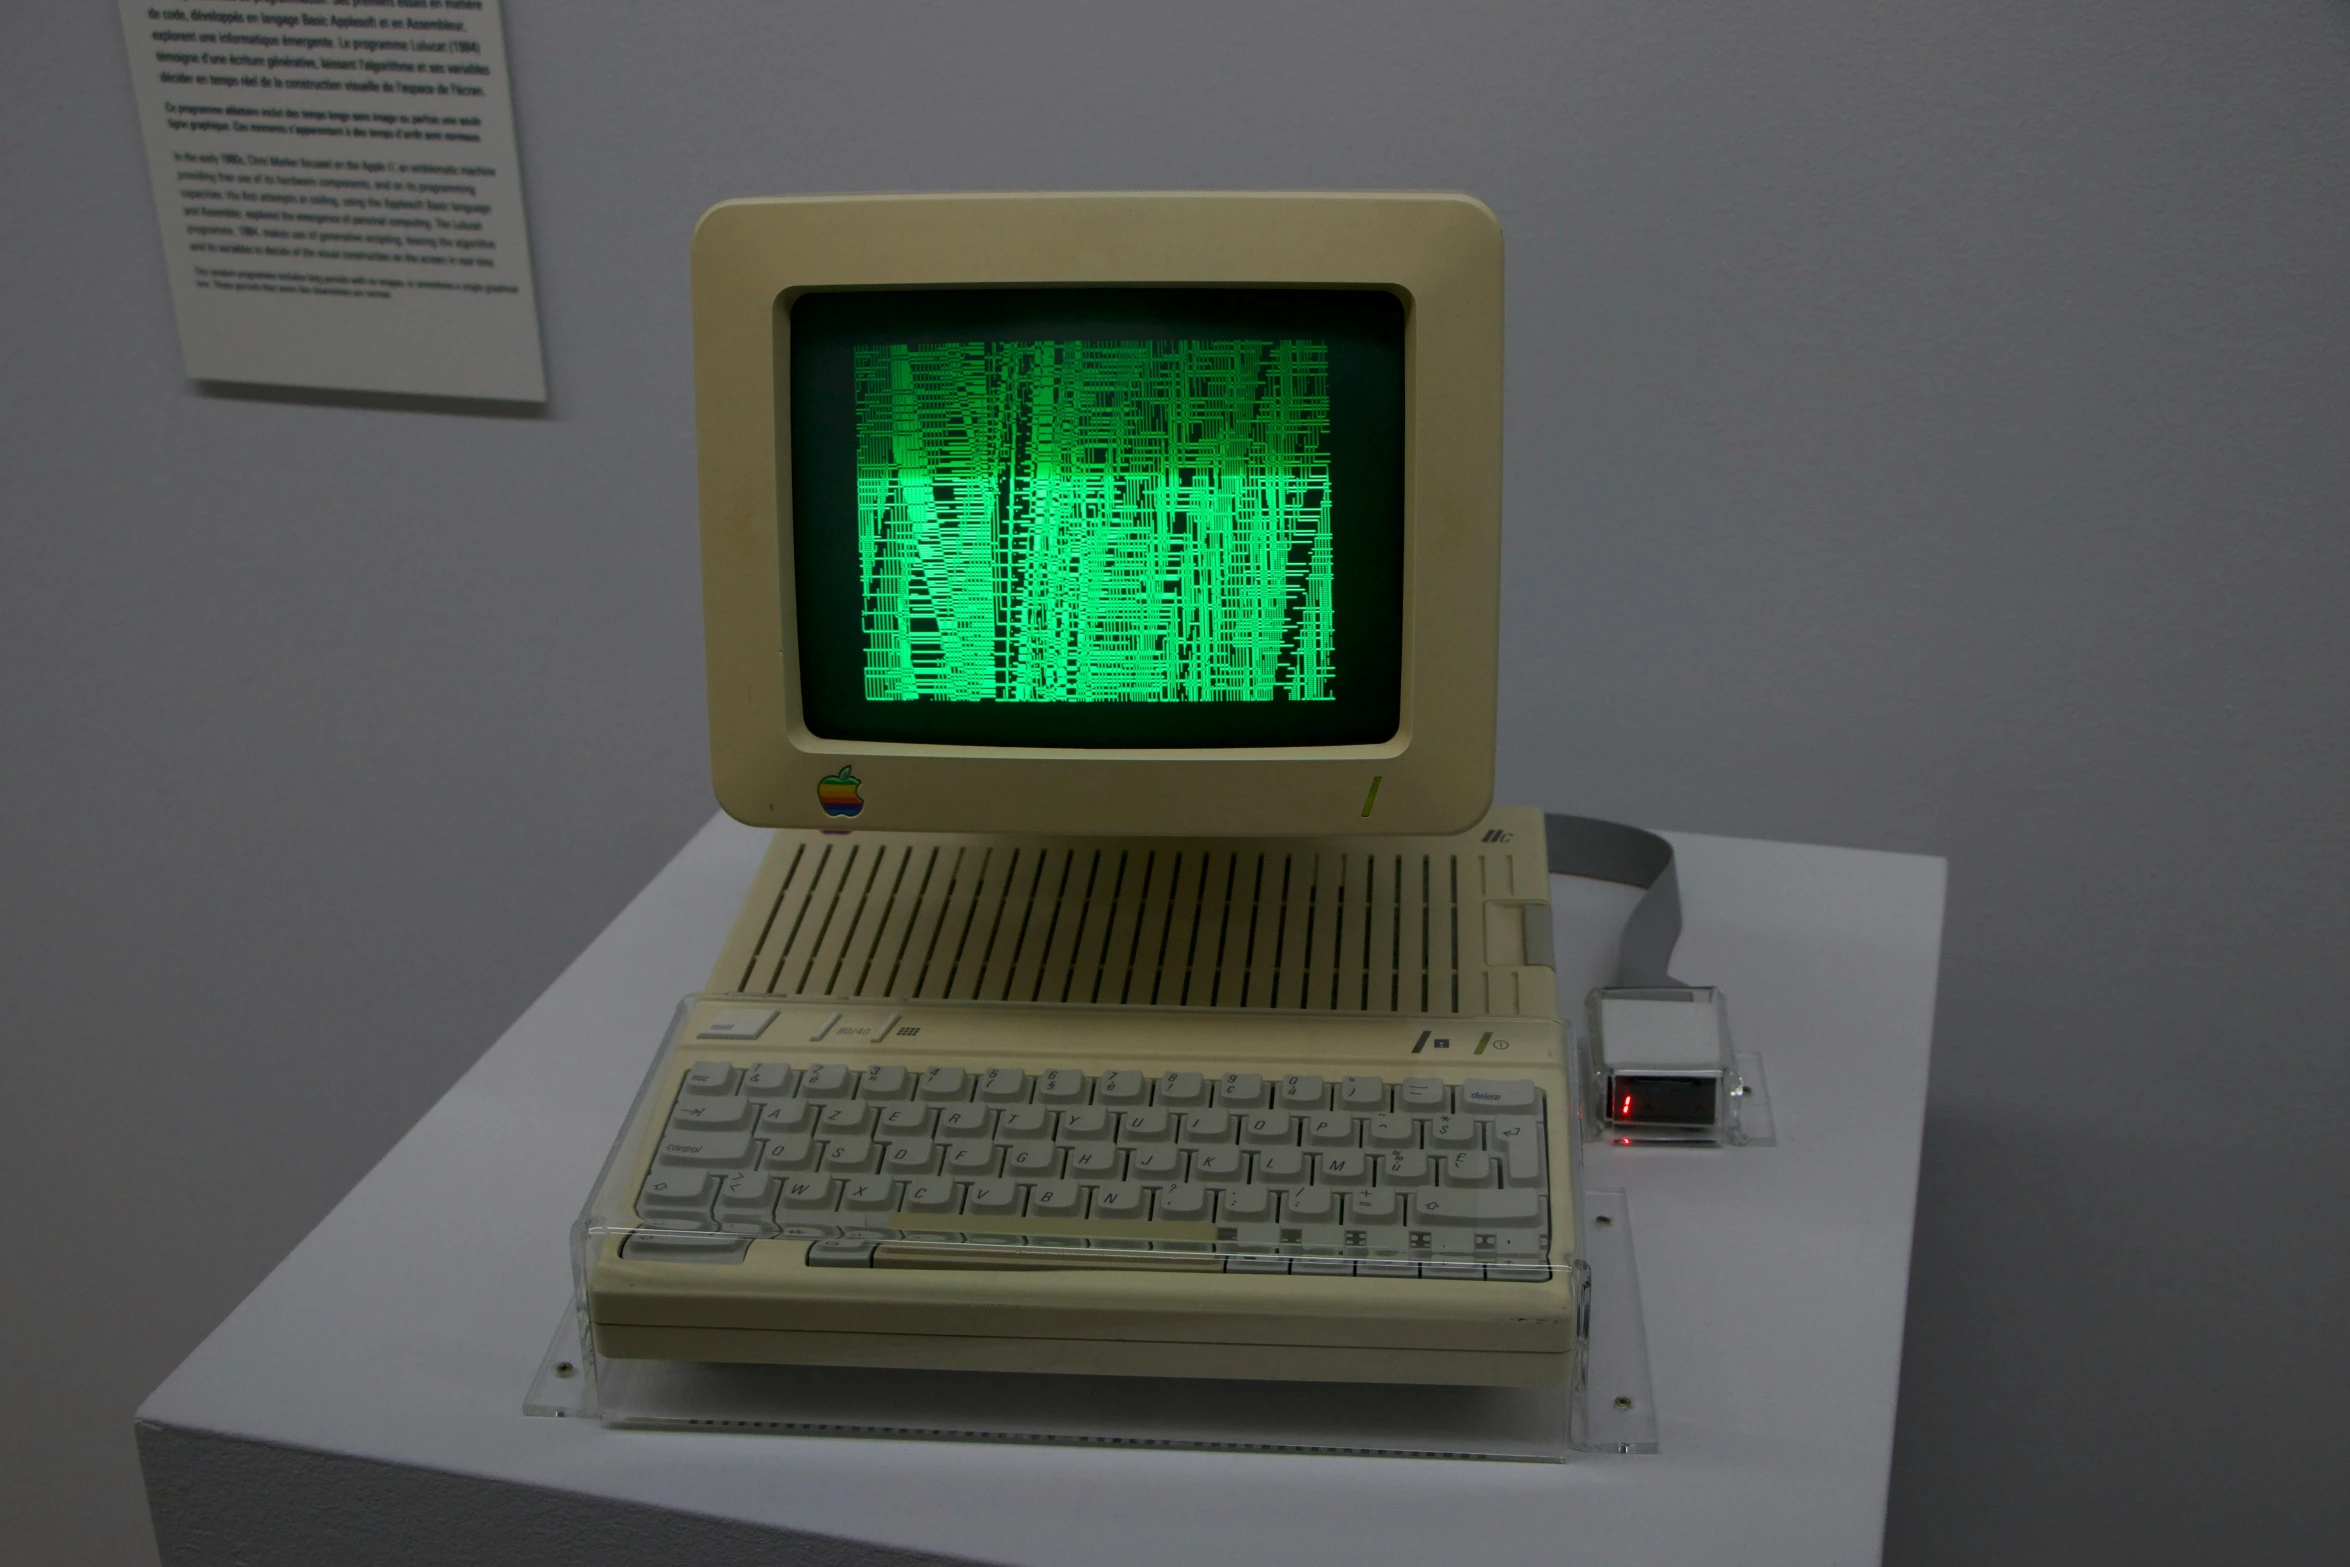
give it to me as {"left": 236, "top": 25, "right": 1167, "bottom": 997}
{"left": 1609, "top": 1074, "right": 1719, "bottom": 1128}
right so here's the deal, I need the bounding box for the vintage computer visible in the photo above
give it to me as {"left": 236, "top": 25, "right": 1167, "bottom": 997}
{"left": 572, "top": 192, "right": 1584, "bottom": 1390}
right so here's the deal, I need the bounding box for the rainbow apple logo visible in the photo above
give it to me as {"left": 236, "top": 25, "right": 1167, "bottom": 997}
{"left": 817, "top": 766, "right": 865, "bottom": 817}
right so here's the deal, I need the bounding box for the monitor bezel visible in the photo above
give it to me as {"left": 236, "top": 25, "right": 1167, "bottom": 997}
{"left": 694, "top": 192, "right": 1501, "bottom": 836}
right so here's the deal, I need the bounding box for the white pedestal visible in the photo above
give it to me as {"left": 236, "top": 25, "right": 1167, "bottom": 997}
{"left": 139, "top": 813, "right": 1944, "bottom": 1566}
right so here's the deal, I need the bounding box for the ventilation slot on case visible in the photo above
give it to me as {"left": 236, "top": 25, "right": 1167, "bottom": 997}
{"left": 729, "top": 833, "right": 1509, "bottom": 1015}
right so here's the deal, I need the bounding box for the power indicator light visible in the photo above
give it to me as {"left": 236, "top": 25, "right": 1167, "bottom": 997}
{"left": 1605, "top": 1074, "right": 1721, "bottom": 1128}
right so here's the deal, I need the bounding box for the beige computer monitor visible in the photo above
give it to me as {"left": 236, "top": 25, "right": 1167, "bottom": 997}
{"left": 693, "top": 191, "right": 1502, "bottom": 838}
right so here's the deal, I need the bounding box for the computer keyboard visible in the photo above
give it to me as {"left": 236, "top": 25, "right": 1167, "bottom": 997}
{"left": 629, "top": 1057, "right": 1556, "bottom": 1280}
{"left": 583, "top": 996, "right": 1578, "bottom": 1385}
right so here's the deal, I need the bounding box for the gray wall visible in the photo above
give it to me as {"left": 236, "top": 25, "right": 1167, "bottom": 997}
{"left": 5, "top": 1, "right": 2346, "bottom": 1561}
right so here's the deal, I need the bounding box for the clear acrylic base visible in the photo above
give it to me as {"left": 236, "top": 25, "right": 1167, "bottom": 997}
{"left": 528, "top": 1186, "right": 1658, "bottom": 1463}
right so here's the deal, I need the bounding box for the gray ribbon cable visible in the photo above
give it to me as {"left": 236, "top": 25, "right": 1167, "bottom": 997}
{"left": 1543, "top": 813, "right": 1686, "bottom": 988}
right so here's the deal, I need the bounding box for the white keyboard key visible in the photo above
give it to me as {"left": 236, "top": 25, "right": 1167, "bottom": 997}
{"left": 1156, "top": 1071, "right": 1207, "bottom": 1107}
{"left": 1255, "top": 1148, "right": 1308, "bottom": 1187}
{"left": 1397, "top": 1077, "right": 1450, "bottom": 1112}
{"left": 697, "top": 1008, "right": 776, "bottom": 1041}
{"left": 1092, "top": 1182, "right": 1147, "bottom": 1219}
{"left": 918, "top": 1065, "right": 971, "bottom": 1102}
{"left": 1337, "top": 1075, "right": 1389, "bottom": 1111}
{"left": 944, "top": 1142, "right": 1000, "bottom": 1177}
{"left": 1216, "top": 1072, "right": 1269, "bottom": 1109}
{"left": 901, "top": 1177, "right": 960, "bottom": 1214}
{"left": 819, "top": 1102, "right": 877, "bottom": 1137}
{"left": 800, "top": 1064, "right": 854, "bottom": 1100}
{"left": 1030, "top": 1181, "right": 1084, "bottom": 1218}
{"left": 1442, "top": 1151, "right": 1500, "bottom": 1189}
{"left": 1217, "top": 1185, "right": 1275, "bottom": 1223}
{"left": 1037, "top": 1068, "right": 1090, "bottom": 1105}
{"left": 1059, "top": 1107, "right": 1114, "bottom": 1143}
{"left": 682, "top": 1061, "right": 737, "bottom": 1097}
{"left": 1493, "top": 1121, "right": 1545, "bottom": 1187}
{"left": 622, "top": 1231, "right": 747, "bottom": 1262}
{"left": 1317, "top": 1151, "right": 1372, "bottom": 1188}
{"left": 637, "top": 1168, "right": 720, "bottom": 1223}
{"left": 1179, "top": 1109, "right": 1237, "bottom": 1146}
{"left": 1428, "top": 1115, "right": 1481, "bottom": 1150}
{"left": 1127, "top": 1147, "right": 1185, "bottom": 1183}
{"left": 860, "top": 1065, "right": 913, "bottom": 1102}
{"left": 1241, "top": 1112, "right": 1298, "bottom": 1147}
{"left": 885, "top": 1138, "right": 942, "bottom": 1176}
{"left": 1117, "top": 1107, "right": 1176, "bottom": 1145}
{"left": 1457, "top": 1078, "right": 1541, "bottom": 1115}
{"left": 757, "top": 1099, "right": 816, "bottom": 1135}
{"left": 657, "top": 1128, "right": 756, "bottom": 1169}
{"left": 964, "top": 1178, "right": 1023, "bottom": 1216}
{"left": 936, "top": 1104, "right": 993, "bottom": 1139}
{"left": 1067, "top": 1146, "right": 1121, "bottom": 1180}
{"left": 1282, "top": 1187, "right": 1338, "bottom": 1223}
{"left": 1420, "top": 1259, "right": 1486, "bottom": 1280}
{"left": 820, "top": 1137, "right": 881, "bottom": 1174}
{"left": 998, "top": 1106, "right": 1050, "bottom": 1141}
{"left": 671, "top": 1094, "right": 753, "bottom": 1132}
{"left": 1487, "top": 1263, "right": 1552, "bottom": 1281}
{"left": 777, "top": 1174, "right": 840, "bottom": 1214}
{"left": 841, "top": 1174, "right": 898, "bottom": 1213}
{"left": 1191, "top": 1148, "right": 1246, "bottom": 1185}
{"left": 1004, "top": 1145, "right": 1061, "bottom": 1178}
{"left": 977, "top": 1067, "right": 1031, "bottom": 1103}
{"left": 1345, "top": 1189, "right": 1404, "bottom": 1226}
{"left": 758, "top": 1134, "right": 818, "bottom": 1173}
{"left": 1410, "top": 1189, "right": 1544, "bottom": 1229}
{"left": 1292, "top": 1257, "right": 1353, "bottom": 1276}
{"left": 878, "top": 1104, "right": 934, "bottom": 1137}
{"left": 1278, "top": 1073, "right": 1329, "bottom": 1111}
{"left": 742, "top": 1062, "right": 799, "bottom": 1098}
{"left": 717, "top": 1173, "right": 781, "bottom": 1230}
{"left": 1379, "top": 1150, "right": 1435, "bottom": 1189}
{"left": 1096, "top": 1070, "right": 1147, "bottom": 1106}
{"left": 1365, "top": 1114, "right": 1417, "bottom": 1149}
{"left": 1303, "top": 1113, "right": 1358, "bottom": 1148}
{"left": 1154, "top": 1183, "right": 1211, "bottom": 1222}
{"left": 1355, "top": 1258, "right": 1419, "bottom": 1278}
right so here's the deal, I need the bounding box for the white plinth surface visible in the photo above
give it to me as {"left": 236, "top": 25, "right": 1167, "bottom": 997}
{"left": 139, "top": 813, "right": 1945, "bottom": 1567}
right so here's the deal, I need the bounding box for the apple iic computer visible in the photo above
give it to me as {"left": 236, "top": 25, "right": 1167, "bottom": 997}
{"left": 573, "top": 192, "right": 1584, "bottom": 1389}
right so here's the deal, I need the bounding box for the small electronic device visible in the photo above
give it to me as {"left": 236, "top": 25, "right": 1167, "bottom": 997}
{"left": 1586, "top": 987, "right": 1741, "bottom": 1144}
{"left": 574, "top": 192, "right": 1586, "bottom": 1388}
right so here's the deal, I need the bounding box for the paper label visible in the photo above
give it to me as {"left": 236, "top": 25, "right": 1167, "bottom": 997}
{"left": 118, "top": 0, "right": 547, "bottom": 402}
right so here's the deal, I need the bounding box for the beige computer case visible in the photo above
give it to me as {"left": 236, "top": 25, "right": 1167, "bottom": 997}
{"left": 576, "top": 807, "right": 1580, "bottom": 1386}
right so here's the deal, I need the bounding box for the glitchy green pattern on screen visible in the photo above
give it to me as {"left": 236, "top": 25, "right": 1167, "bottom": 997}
{"left": 854, "top": 338, "right": 1336, "bottom": 703}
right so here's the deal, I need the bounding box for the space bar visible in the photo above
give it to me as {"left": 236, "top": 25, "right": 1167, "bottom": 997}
{"left": 873, "top": 1241, "right": 1224, "bottom": 1272}
{"left": 883, "top": 1212, "right": 1216, "bottom": 1242}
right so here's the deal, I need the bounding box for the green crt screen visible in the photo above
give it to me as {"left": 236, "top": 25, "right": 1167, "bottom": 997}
{"left": 790, "top": 289, "right": 1404, "bottom": 749}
